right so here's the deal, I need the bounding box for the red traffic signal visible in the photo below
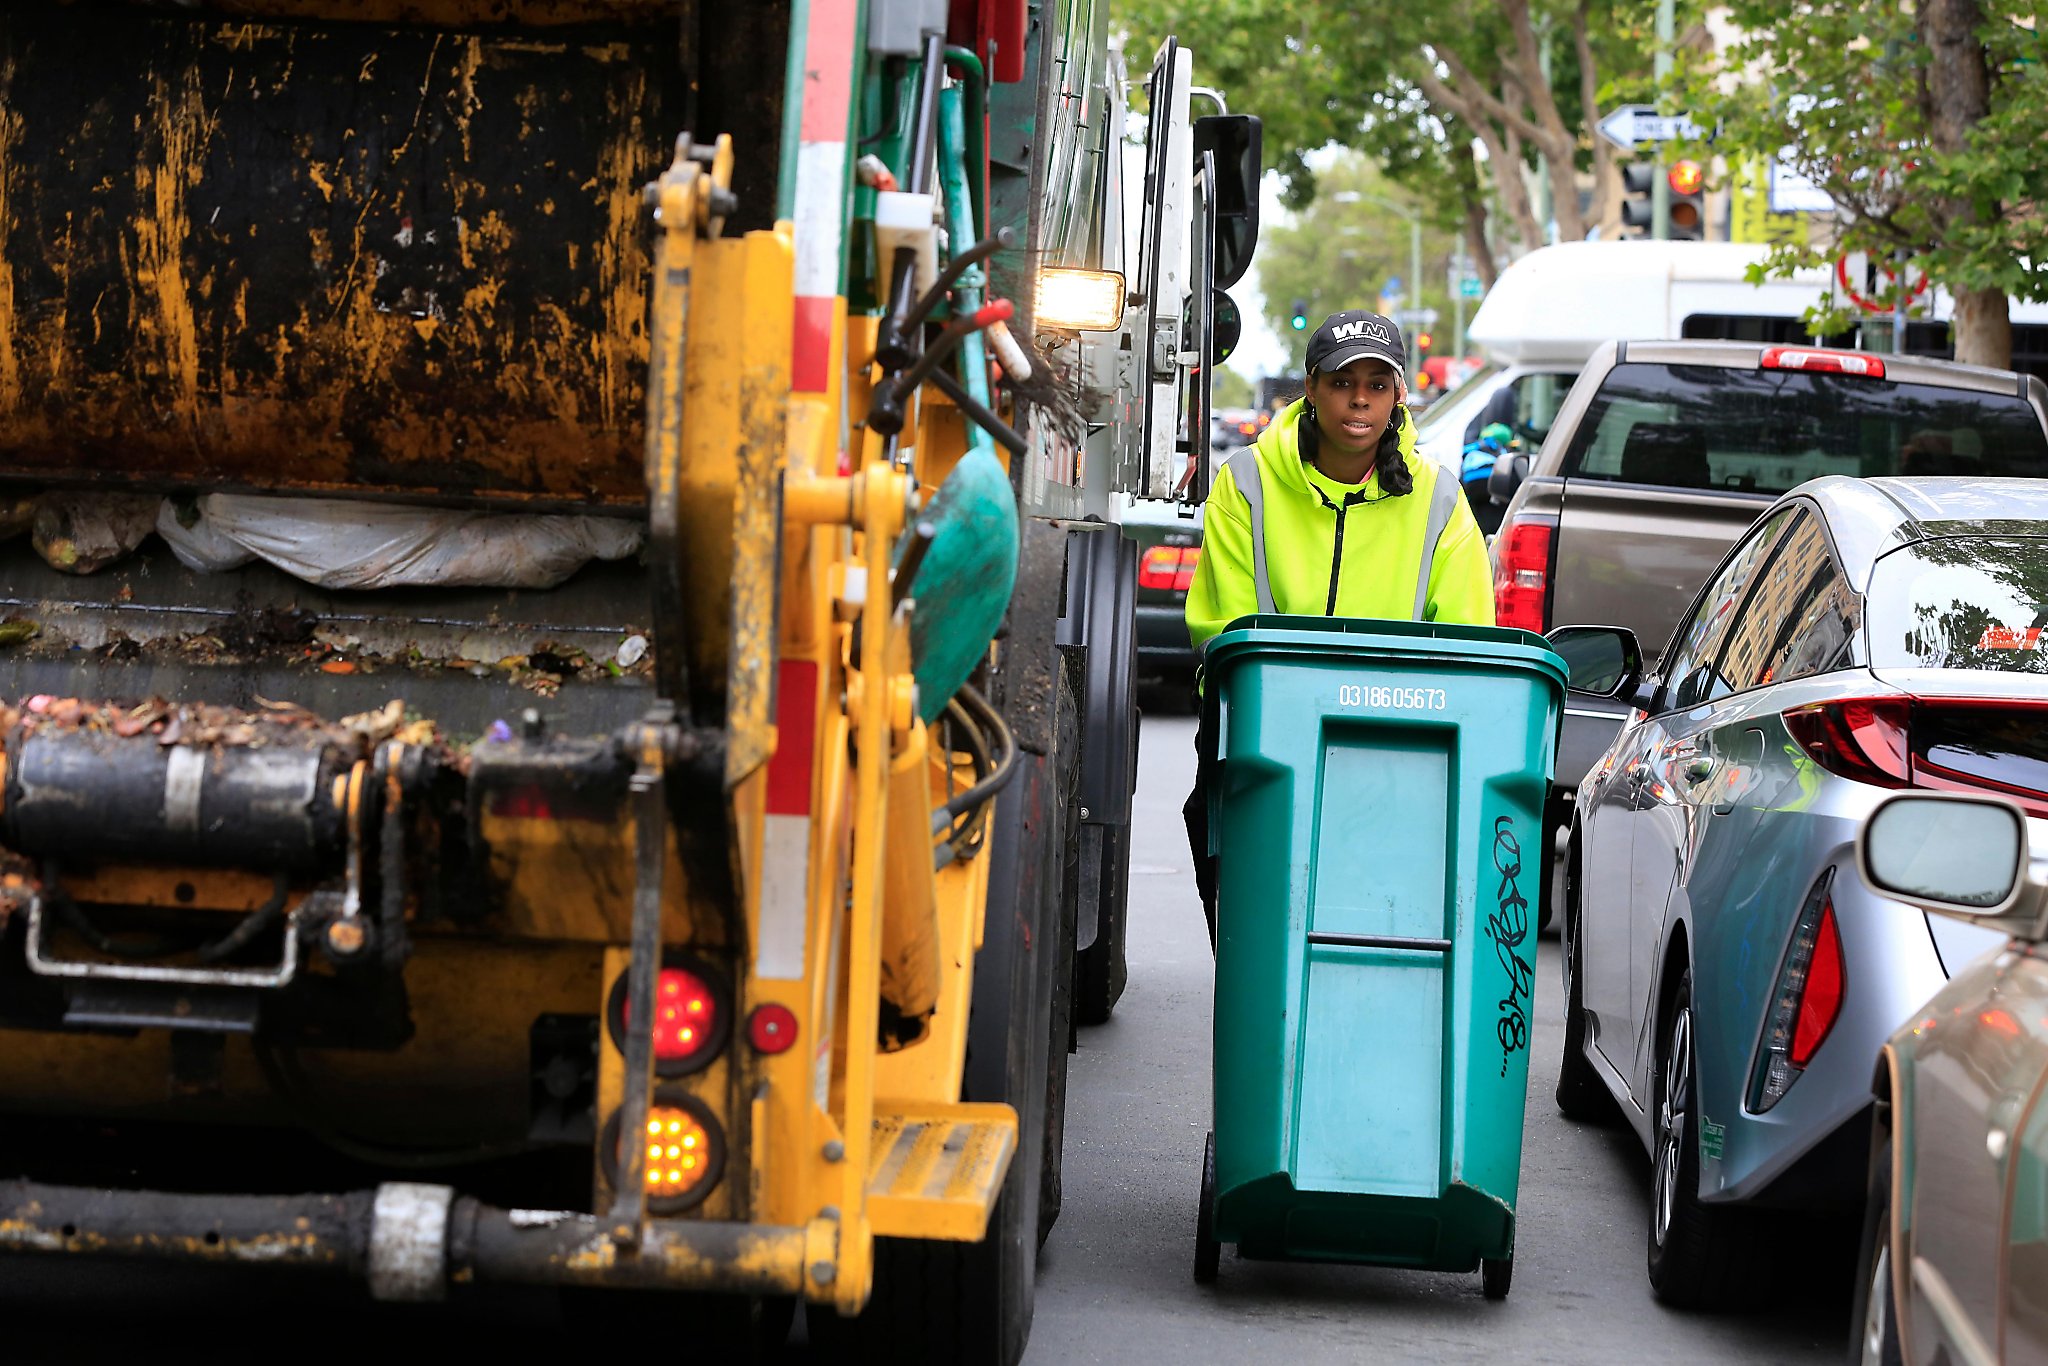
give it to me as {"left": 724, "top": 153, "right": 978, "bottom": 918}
{"left": 1667, "top": 160, "right": 1705, "bottom": 197}
{"left": 1416, "top": 331, "right": 1434, "bottom": 352}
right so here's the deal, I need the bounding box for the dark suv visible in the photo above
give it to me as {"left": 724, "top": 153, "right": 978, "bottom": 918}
{"left": 1491, "top": 339, "right": 2048, "bottom": 808}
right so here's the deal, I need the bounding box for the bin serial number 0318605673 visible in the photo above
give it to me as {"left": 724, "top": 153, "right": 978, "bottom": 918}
{"left": 1335, "top": 683, "right": 1449, "bottom": 711}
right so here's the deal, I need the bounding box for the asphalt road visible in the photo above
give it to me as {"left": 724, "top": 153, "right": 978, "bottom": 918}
{"left": 0, "top": 708, "right": 1857, "bottom": 1364}
{"left": 1024, "top": 709, "right": 1854, "bottom": 1366}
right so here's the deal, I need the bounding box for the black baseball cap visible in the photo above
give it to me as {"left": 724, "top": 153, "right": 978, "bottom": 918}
{"left": 1306, "top": 310, "right": 1406, "bottom": 377}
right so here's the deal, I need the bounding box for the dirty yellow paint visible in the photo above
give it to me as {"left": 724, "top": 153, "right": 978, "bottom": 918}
{"left": 133, "top": 65, "right": 206, "bottom": 422}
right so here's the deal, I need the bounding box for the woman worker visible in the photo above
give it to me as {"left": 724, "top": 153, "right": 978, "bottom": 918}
{"left": 1182, "top": 311, "right": 1497, "bottom": 943}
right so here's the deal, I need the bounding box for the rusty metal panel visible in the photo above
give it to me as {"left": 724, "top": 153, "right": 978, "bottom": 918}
{"left": 0, "top": 9, "right": 688, "bottom": 504}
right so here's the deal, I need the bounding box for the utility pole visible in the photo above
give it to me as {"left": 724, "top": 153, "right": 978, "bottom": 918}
{"left": 1652, "top": 0, "right": 1674, "bottom": 239}
{"left": 1409, "top": 215, "right": 1423, "bottom": 380}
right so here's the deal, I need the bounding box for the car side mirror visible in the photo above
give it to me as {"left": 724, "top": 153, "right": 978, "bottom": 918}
{"left": 1488, "top": 452, "right": 1528, "bottom": 506}
{"left": 1546, "top": 624, "right": 1654, "bottom": 708}
{"left": 1858, "top": 793, "right": 2041, "bottom": 937}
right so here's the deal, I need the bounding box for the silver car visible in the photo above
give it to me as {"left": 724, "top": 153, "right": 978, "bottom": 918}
{"left": 1549, "top": 476, "right": 2048, "bottom": 1308}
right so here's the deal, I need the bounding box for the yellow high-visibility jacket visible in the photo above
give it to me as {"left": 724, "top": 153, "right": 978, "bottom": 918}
{"left": 1185, "top": 400, "right": 1496, "bottom": 651}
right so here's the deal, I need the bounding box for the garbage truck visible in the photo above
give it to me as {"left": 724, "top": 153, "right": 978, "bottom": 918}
{"left": 0, "top": 1, "right": 1256, "bottom": 1360}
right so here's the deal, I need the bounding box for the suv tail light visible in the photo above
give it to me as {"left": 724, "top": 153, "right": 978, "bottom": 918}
{"left": 1752, "top": 873, "right": 1845, "bottom": 1112}
{"left": 1760, "top": 346, "right": 1886, "bottom": 380}
{"left": 1139, "top": 544, "right": 1199, "bottom": 592}
{"left": 1492, "top": 515, "right": 1556, "bottom": 631}
{"left": 1783, "top": 696, "right": 2048, "bottom": 816}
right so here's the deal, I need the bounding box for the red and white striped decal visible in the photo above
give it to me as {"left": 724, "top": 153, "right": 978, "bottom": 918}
{"left": 791, "top": 0, "right": 857, "bottom": 402}
{"left": 759, "top": 659, "right": 820, "bottom": 979}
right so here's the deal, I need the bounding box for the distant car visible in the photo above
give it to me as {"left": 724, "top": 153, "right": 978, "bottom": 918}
{"left": 1849, "top": 791, "right": 2048, "bottom": 1366}
{"left": 1119, "top": 491, "right": 1204, "bottom": 686}
{"left": 1551, "top": 477, "right": 2048, "bottom": 1308}
{"left": 1493, "top": 341, "right": 2048, "bottom": 823}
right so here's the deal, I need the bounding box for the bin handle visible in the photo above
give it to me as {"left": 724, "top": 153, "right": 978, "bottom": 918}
{"left": 1305, "top": 931, "right": 1450, "bottom": 953}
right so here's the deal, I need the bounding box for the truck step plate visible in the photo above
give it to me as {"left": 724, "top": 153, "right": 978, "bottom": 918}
{"left": 866, "top": 1101, "right": 1018, "bottom": 1241}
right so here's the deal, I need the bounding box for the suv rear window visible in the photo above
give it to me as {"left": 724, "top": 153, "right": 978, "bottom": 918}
{"left": 1560, "top": 362, "right": 2048, "bottom": 495}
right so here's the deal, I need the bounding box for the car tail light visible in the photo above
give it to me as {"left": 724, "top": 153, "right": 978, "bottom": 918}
{"left": 1784, "top": 697, "right": 2048, "bottom": 815}
{"left": 1781, "top": 699, "right": 1911, "bottom": 787}
{"left": 1139, "top": 544, "right": 1199, "bottom": 592}
{"left": 1492, "top": 516, "right": 1555, "bottom": 631}
{"left": 607, "top": 958, "right": 730, "bottom": 1077}
{"left": 1752, "top": 874, "right": 1846, "bottom": 1112}
{"left": 602, "top": 1090, "right": 727, "bottom": 1213}
{"left": 1760, "top": 346, "right": 1886, "bottom": 380}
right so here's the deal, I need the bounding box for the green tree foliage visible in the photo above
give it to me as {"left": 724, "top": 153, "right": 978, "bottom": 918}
{"left": 1211, "top": 366, "right": 1256, "bottom": 409}
{"left": 1673, "top": 1, "right": 2047, "bottom": 367}
{"left": 1250, "top": 153, "right": 1457, "bottom": 347}
{"left": 1112, "top": 0, "right": 1669, "bottom": 274}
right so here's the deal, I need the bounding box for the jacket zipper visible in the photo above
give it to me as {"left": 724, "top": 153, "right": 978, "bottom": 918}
{"left": 1317, "top": 486, "right": 1371, "bottom": 616}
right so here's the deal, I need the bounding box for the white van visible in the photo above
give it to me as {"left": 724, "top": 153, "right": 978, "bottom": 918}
{"left": 1415, "top": 239, "right": 2048, "bottom": 473}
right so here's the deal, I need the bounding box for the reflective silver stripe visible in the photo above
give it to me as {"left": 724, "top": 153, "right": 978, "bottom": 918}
{"left": 1413, "top": 467, "right": 1461, "bottom": 621}
{"left": 1226, "top": 449, "right": 1277, "bottom": 615}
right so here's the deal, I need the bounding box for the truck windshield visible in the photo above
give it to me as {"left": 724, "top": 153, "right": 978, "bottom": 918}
{"left": 1560, "top": 363, "right": 2048, "bottom": 494}
{"left": 1868, "top": 535, "right": 2048, "bottom": 673}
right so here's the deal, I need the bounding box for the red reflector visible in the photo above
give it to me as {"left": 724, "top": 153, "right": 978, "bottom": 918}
{"left": 1139, "top": 544, "right": 1198, "bottom": 592}
{"left": 1492, "top": 518, "right": 1554, "bottom": 632}
{"left": 1782, "top": 698, "right": 1911, "bottom": 787}
{"left": 1790, "top": 901, "right": 1844, "bottom": 1065}
{"left": 747, "top": 1003, "right": 799, "bottom": 1054}
{"left": 1760, "top": 346, "right": 1886, "bottom": 380}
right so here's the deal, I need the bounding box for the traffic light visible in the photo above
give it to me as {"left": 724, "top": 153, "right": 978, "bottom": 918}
{"left": 1621, "top": 164, "right": 1657, "bottom": 240}
{"left": 1289, "top": 298, "right": 1309, "bottom": 331}
{"left": 1416, "top": 331, "right": 1434, "bottom": 354}
{"left": 1666, "top": 160, "right": 1705, "bottom": 242}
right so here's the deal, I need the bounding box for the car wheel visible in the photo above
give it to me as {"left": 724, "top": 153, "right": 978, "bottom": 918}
{"left": 1554, "top": 838, "right": 1611, "bottom": 1122}
{"left": 1848, "top": 1129, "right": 1904, "bottom": 1366}
{"left": 1646, "top": 968, "right": 1771, "bottom": 1309}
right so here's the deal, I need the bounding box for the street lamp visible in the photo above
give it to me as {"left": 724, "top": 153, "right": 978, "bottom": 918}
{"left": 1328, "top": 190, "right": 1424, "bottom": 381}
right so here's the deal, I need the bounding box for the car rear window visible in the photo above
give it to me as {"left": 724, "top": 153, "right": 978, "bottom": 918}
{"left": 1867, "top": 535, "right": 2048, "bottom": 673}
{"left": 1560, "top": 363, "right": 2048, "bottom": 495}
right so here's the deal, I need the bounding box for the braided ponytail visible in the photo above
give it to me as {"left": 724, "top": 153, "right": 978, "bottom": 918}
{"left": 1373, "top": 403, "right": 1415, "bottom": 497}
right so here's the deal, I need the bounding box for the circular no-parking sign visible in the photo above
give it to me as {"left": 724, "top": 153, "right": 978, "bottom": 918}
{"left": 1835, "top": 252, "right": 1930, "bottom": 315}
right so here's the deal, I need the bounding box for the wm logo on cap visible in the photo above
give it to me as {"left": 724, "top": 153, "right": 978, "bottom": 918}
{"left": 1331, "top": 319, "right": 1395, "bottom": 345}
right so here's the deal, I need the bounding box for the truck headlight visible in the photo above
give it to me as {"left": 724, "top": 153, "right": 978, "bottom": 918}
{"left": 1035, "top": 268, "right": 1126, "bottom": 332}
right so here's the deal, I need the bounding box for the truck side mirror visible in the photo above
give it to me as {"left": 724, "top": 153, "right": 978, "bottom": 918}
{"left": 1487, "top": 451, "right": 1528, "bottom": 506}
{"left": 1193, "top": 115, "right": 1261, "bottom": 291}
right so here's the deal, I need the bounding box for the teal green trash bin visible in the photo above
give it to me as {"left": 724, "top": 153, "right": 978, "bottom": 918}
{"left": 1192, "top": 616, "right": 1566, "bottom": 1298}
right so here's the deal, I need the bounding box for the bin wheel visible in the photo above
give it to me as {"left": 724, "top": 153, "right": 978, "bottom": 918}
{"left": 1193, "top": 1131, "right": 1220, "bottom": 1285}
{"left": 1481, "top": 1253, "right": 1513, "bottom": 1301}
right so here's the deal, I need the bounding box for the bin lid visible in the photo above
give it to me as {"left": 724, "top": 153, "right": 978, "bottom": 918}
{"left": 1204, "top": 615, "right": 1568, "bottom": 697}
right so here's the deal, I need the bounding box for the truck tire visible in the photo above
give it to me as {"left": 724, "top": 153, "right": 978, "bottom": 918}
{"left": 1074, "top": 821, "right": 1130, "bottom": 1025}
{"left": 811, "top": 656, "right": 1077, "bottom": 1366}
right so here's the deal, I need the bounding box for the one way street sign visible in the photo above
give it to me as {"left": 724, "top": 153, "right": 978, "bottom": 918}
{"left": 1597, "top": 104, "right": 1704, "bottom": 151}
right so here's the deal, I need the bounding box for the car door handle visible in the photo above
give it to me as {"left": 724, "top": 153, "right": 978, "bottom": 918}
{"left": 1683, "top": 757, "right": 1716, "bottom": 784}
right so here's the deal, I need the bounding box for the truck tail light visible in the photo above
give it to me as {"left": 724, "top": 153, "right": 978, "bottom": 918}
{"left": 607, "top": 958, "right": 730, "bottom": 1077}
{"left": 1492, "top": 516, "right": 1555, "bottom": 631}
{"left": 603, "top": 1090, "right": 727, "bottom": 1213}
{"left": 1752, "top": 873, "right": 1846, "bottom": 1112}
{"left": 1139, "top": 544, "right": 1199, "bottom": 592}
{"left": 1760, "top": 346, "right": 1886, "bottom": 380}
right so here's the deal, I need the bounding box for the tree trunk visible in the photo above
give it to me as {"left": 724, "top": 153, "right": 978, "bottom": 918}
{"left": 1415, "top": 65, "right": 1542, "bottom": 253}
{"left": 1450, "top": 140, "right": 1500, "bottom": 287}
{"left": 1920, "top": 0, "right": 2010, "bottom": 367}
{"left": 1953, "top": 288, "right": 2013, "bottom": 370}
